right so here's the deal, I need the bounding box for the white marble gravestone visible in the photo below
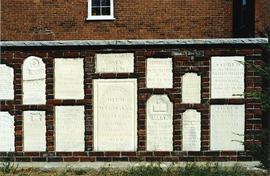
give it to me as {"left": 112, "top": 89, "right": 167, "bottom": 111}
{"left": 94, "top": 79, "right": 137, "bottom": 151}
{"left": 23, "top": 111, "right": 46, "bottom": 151}
{"left": 147, "top": 58, "right": 173, "bottom": 88}
{"left": 147, "top": 95, "right": 173, "bottom": 151}
{"left": 54, "top": 58, "right": 84, "bottom": 99}
{"left": 55, "top": 106, "right": 85, "bottom": 151}
{"left": 211, "top": 56, "right": 244, "bottom": 98}
{"left": 210, "top": 105, "right": 245, "bottom": 150}
{"left": 182, "top": 110, "right": 201, "bottom": 151}
{"left": 23, "top": 56, "right": 46, "bottom": 104}
{"left": 182, "top": 73, "right": 201, "bottom": 103}
{"left": 0, "top": 112, "right": 14, "bottom": 151}
{"left": 96, "top": 53, "right": 134, "bottom": 73}
{"left": 0, "top": 64, "right": 14, "bottom": 100}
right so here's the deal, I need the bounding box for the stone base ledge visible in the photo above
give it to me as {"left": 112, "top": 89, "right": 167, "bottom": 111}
{"left": 0, "top": 161, "right": 261, "bottom": 169}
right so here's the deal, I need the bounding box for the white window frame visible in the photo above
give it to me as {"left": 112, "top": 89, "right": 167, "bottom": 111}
{"left": 87, "top": 0, "right": 115, "bottom": 20}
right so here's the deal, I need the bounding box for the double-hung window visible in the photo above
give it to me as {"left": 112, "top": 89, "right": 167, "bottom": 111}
{"left": 87, "top": 0, "right": 114, "bottom": 20}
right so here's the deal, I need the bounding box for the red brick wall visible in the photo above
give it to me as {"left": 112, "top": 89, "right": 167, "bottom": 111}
{"left": 0, "top": 45, "right": 263, "bottom": 162}
{"left": 1, "top": 0, "right": 234, "bottom": 41}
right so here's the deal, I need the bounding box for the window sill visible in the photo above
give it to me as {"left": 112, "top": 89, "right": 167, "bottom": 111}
{"left": 86, "top": 17, "right": 115, "bottom": 21}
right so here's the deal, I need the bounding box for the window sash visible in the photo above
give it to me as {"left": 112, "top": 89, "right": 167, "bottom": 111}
{"left": 87, "top": 0, "right": 114, "bottom": 20}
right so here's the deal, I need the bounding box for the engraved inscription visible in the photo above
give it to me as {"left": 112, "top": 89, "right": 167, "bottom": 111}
{"left": 182, "top": 110, "right": 201, "bottom": 151}
{"left": 0, "top": 64, "right": 14, "bottom": 100}
{"left": 147, "top": 95, "right": 173, "bottom": 151}
{"left": 55, "top": 106, "right": 85, "bottom": 151}
{"left": 147, "top": 58, "right": 173, "bottom": 88}
{"left": 24, "top": 111, "right": 46, "bottom": 151}
{"left": 55, "top": 58, "right": 84, "bottom": 99}
{"left": 96, "top": 53, "right": 134, "bottom": 73}
{"left": 210, "top": 105, "right": 245, "bottom": 150}
{"left": 0, "top": 112, "right": 14, "bottom": 152}
{"left": 182, "top": 73, "right": 201, "bottom": 103}
{"left": 23, "top": 56, "right": 46, "bottom": 104}
{"left": 211, "top": 56, "right": 244, "bottom": 98}
{"left": 94, "top": 79, "right": 137, "bottom": 151}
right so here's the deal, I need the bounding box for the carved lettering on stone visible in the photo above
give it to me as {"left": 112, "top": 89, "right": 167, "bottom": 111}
{"left": 182, "top": 110, "right": 201, "bottom": 151}
{"left": 23, "top": 111, "right": 46, "bottom": 151}
{"left": 55, "top": 58, "right": 84, "bottom": 99}
{"left": 211, "top": 56, "right": 244, "bottom": 98}
{"left": 182, "top": 73, "right": 201, "bottom": 103}
{"left": 147, "top": 58, "right": 173, "bottom": 88}
{"left": 94, "top": 79, "right": 137, "bottom": 151}
{"left": 210, "top": 105, "right": 245, "bottom": 150}
{"left": 0, "top": 64, "right": 14, "bottom": 100}
{"left": 96, "top": 53, "right": 134, "bottom": 73}
{"left": 147, "top": 95, "right": 173, "bottom": 151}
{"left": 0, "top": 112, "right": 14, "bottom": 152}
{"left": 55, "top": 106, "right": 85, "bottom": 151}
{"left": 23, "top": 56, "right": 46, "bottom": 104}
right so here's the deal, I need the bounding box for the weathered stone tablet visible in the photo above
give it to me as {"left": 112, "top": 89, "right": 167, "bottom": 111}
{"left": 0, "top": 64, "right": 14, "bottom": 100}
{"left": 211, "top": 56, "right": 244, "bottom": 98}
{"left": 182, "top": 110, "right": 201, "bottom": 151}
{"left": 23, "top": 111, "right": 46, "bottom": 151}
{"left": 55, "top": 106, "right": 85, "bottom": 151}
{"left": 54, "top": 58, "right": 84, "bottom": 99}
{"left": 147, "top": 58, "right": 173, "bottom": 88}
{"left": 23, "top": 56, "right": 46, "bottom": 104}
{"left": 0, "top": 112, "right": 14, "bottom": 152}
{"left": 210, "top": 105, "right": 245, "bottom": 150}
{"left": 147, "top": 95, "right": 173, "bottom": 151}
{"left": 94, "top": 79, "right": 137, "bottom": 151}
{"left": 182, "top": 73, "right": 201, "bottom": 103}
{"left": 96, "top": 53, "right": 134, "bottom": 73}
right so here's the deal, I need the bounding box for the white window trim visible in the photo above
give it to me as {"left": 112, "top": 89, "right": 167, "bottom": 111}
{"left": 86, "top": 0, "right": 115, "bottom": 20}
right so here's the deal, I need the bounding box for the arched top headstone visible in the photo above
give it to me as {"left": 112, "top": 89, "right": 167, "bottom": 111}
{"left": 23, "top": 56, "right": 45, "bottom": 81}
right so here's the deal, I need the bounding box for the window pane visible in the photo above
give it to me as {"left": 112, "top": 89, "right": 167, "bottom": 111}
{"left": 102, "top": 7, "right": 110, "bottom": 15}
{"left": 92, "top": 7, "right": 101, "bottom": 16}
{"left": 92, "top": 0, "right": 100, "bottom": 6}
{"left": 101, "top": 0, "right": 110, "bottom": 6}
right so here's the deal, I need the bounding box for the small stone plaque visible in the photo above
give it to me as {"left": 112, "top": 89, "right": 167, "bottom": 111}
{"left": 23, "top": 56, "right": 46, "bottom": 104}
{"left": 182, "top": 110, "right": 201, "bottom": 151}
{"left": 55, "top": 106, "right": 85, "bottom": 151}
{"left": 0, "top": 64, "right": 14, "bottom": 100}
{"left": 211, "top": 56, "right": 244, "bottom": 98}
{"left": 147, "top": 58, "right": 173, "bottom": 88}
{"left": 182, "top": 73, "right": 201, "bottom": 103}
{"left": 24, "top": 111, "right": 46, "bottom": 151}
{"left": 55, "top": 58, "right": 84, "bottom": 99}
{"left": 147, "top": 95, "right": 173, "bottom": 151}
{"left": 0, "top": 112, "right": 14, "bottom": 152}
{"left": 96, "top": 53, "right": 134, "bottom": 73}
{"left": 94, "top": 79, "right": 137, "bottom": 151}
{"left": 210, "top": 105, "right": 245, "bottom": 150}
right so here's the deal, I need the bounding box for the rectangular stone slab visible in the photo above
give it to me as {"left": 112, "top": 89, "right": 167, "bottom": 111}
{"left": 96, "top": 53, "right": 134, "bottom": 73}
{"left": 23, "top": 111, "right": 46, "bottom": 151}
{"left": 94, "top": 79, "right": 137, "bottom": 151}
{"left": 0, "top": 112, "right": 14, "bottom": 152}
{"left": 210, "top": 105, "right": 245, "bottom": 150}
{"left": 55, "top": 106, "right": 85, "bottom": 151}
{"left": 146, "top": 58, "right": 173, "bottom": 88}
{"left": 147, "top": 95, "right": 173, "bottom": 151}
{"left": 211, "top": 56, "right": 244, "bottom": 98}
{"left": 0, "top": 64, "right": 14, "bottom": 100}
{"left": 54, "top": 58, "right": 84, "bottom": 99}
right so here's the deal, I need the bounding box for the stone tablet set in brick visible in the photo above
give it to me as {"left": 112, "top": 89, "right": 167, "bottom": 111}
{"left": 0, "top": 54, "right": 245, "bottom": 152}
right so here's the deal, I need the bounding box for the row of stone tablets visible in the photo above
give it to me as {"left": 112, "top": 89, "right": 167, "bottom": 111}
{"left": 0, "top": 55, "right": 244, "bottom": 101}
{"left": 0, "top": 103, "right": 244, "bottom": 152}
